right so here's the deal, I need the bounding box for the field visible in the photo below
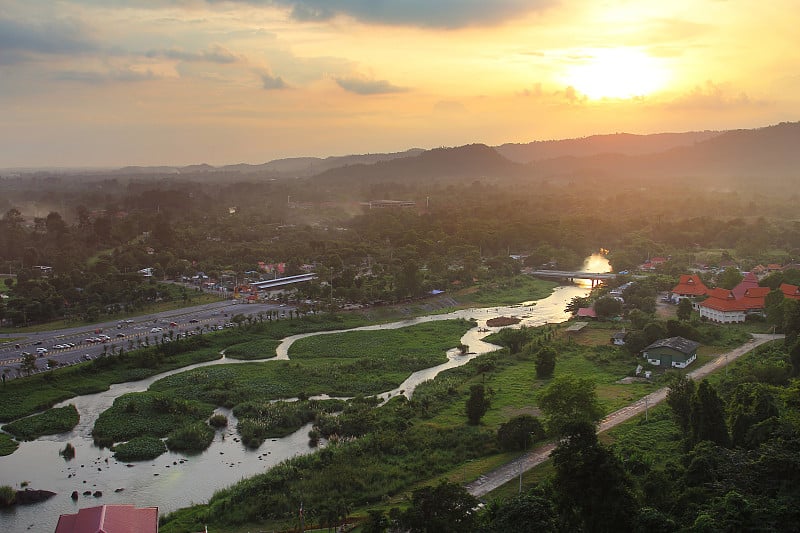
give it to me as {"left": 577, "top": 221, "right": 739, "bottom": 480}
{"left": 1, "top": 404, "right": 79, "bottom": 440}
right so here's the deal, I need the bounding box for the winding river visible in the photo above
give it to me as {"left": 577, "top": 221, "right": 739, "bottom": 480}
{"left": 0, "top": 284, "right": 588, "bottom": 531}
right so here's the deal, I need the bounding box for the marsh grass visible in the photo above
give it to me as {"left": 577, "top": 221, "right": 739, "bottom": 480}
{"left": 2, "top": 404, "right": 79, "bottom": 440}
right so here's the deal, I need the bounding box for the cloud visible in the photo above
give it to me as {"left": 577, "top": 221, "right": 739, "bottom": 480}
{"left": 669, "top": 81, "right": 762, "bottom": 110}
{"left": 261, "top": 71, "right": 288, "bottom": 90}
{"left": 214, "top": 0, "right": 554, "bottom": 28}
{"left": 53, "top": 68, "right": 160, "bottom": 84}
{"left": 146, "top": 45, "right": 239, "bottom": 64}
{"left": 334, "top": 76, "right": 408, "bottom": 95}
{"left": 0, "top": 16, "right": 97, "bottom": 57}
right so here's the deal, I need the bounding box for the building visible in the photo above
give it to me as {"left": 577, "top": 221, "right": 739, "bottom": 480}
{"left": 731, "top": 272, "right": 759, "bottom": 299}
{"left": 55, "top": 504, "right": 158, "bottom": 533}
{"left": 642, "top": 336, "right": 700, "bottom": 369}
{"left": 670, "top": 274, "right": 708, "bottom": 302}
{"left": 611, "top": 331, "right": 627, "bottom": 345}
{"left": 698, "top": 286, "right": 770, "bottom": 323}
{"left": 780, "top": 283, "right": 800, "bottom": 301}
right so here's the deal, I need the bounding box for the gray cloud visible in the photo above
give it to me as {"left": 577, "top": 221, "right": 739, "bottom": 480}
{"left": 208, "top": 0, "right": 554, "bottom": 28}
{"left": 53, "top": 68, "right": 159, "bottom": 84}
{"left": 0, "top": 17, "right": 97, "bottom": 56}
{"left": 146, "top": 45, "right": 239, "bottom": 64}
{"left": 261, "top": 72, "right": 288, "bottom": 90}
{"left": 334, "top": 77, "right": 407, "bottom": 95}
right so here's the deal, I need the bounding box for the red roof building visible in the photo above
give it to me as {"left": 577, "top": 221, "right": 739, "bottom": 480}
{"left": 780, "top": 283, "right": 800, "bottom": 300}
{"left": 671, "top": 274, "right": 708, "bottom": 299}
{"left": 576, "top": 307, "right": 597, "bottom": 318}
{"left": 732, "top": 272, "right": 760, "bottom": 299}
{"left": 55, "top": 504, "right": 158, "bottom": 533}
{"left": 699, "top": 287, "right": 770, "bottom": 323}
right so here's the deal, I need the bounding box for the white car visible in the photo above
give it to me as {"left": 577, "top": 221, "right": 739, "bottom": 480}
{"left": 36, "top": 347, "right": 48, "bottom": 354}
{"left": 150, "top": 327, "right": 163, "bottom": 333}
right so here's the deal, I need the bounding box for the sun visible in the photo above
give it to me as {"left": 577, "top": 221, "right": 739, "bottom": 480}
{"left": 561, "top": 48, "right": 669, "bottom": 99}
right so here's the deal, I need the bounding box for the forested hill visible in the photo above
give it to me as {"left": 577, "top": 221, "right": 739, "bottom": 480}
{"left": 525, "top": 121, "right": 800, "bottom": 189}
{"left": 495, "top": 130, "right": 722, "bottom": 163}
{"left": 305, "top": 143, "right": 529, "bottom": 186}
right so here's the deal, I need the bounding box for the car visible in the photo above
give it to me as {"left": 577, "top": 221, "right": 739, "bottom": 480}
{"left": 21, "top": 351, "right": 31, "bottom": 357}
{"left": 36, "top": 347, "right": 48, "bottom": 354}
{"left": 116, "top": 333, "right": 125, "bottom": 338}
{"left": 150, "top": 327, "right": 163, "bottom": 333}
{"left": 83, "top": 354, "right": 92, "bottom": 361}
{"left": 189, "top": 319, "right": 199, "bottom": 323}
{"left": 169, "top": 322, "right": 178, "bottom": 327}
{"left": 33, "top": 340, "right": 43, "bottom": 345}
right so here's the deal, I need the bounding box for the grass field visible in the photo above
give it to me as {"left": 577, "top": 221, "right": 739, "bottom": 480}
{"left": 0, "top": 433, "right": 19, "bottom": 456}
{"left": 456, "top": 276, "right": 558, "bottom": 306}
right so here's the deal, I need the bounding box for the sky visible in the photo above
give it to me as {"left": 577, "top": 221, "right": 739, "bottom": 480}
{"left": 1, "top": 0, "right": 798, "bottom": 167}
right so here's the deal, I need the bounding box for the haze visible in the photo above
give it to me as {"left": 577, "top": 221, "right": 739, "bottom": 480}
{"left": 1, "top": 0, "right": 798, "bottom": 167}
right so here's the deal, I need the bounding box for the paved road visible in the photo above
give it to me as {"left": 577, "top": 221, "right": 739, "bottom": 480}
{"left": 466, "top": 333, "right": 785, "bottom": 498}
{"left": 0, "top": 299, "right": 294, "bottom": 377}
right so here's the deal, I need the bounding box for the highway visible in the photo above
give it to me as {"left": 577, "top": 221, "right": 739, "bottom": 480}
{"left": 0, "top": 300, "right": 294, "bottom": 378}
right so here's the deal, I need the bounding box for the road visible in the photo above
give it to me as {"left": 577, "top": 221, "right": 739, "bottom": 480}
{"left": 0, "top": 299, "right": 294, "bottom": 378}
{"left": 466, "top": 333, "right": 784, "bottom": 498}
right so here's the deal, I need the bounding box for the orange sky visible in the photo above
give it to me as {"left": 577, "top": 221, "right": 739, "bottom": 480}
{"left": 1, "top": 0, "right": 798, "bottom": 167}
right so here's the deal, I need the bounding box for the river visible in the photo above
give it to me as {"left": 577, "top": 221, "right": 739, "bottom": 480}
{"left": 0, "top": 284, "right": 588, "bottom": 531}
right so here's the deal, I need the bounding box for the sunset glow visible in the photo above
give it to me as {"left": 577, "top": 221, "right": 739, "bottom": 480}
{"left": 0, "top": 1, "right": 797, "bottom": 167}
{"left": 562, "top": 48, "right": 670, "bottom": 99}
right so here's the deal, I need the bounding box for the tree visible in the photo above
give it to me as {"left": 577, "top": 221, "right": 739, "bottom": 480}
{"left": 537, "top": 375, "right": 603, "bottom": 437}
{"left": 689, "top": 380, "right": 730, "bottom": 447}
{"left": 534, "top": 345, "right": 556, "bottom": 378}
{"left": 594, "top": 296, "right": 622, "bottom": 319}
{"left": 399, "top": 481, "right": 479, "bottom": 533}
{"left": 480, "top": 488, "right": 557, "bottom": 532}
{"left": 466, "top": 384, "right": 490, "bottom": 425}
{"left": 677, "top": 298, "right": 693, "bottom": 320}
{"left": 565, "top": 295, "right": 590, "bottom": 314}
{"left": 716, "top": 267, "right": 743, "bottom": 290}
{"left": 551, "top": 421, "right": 637, "bottom": 532}
{"left": 496, "top": 415, "right": 545, "bottom": 451}
{"left": 666, "top": 372, "right": 696, "bottom": 433}
{"left": 21, "top": 352, "right": 37, "bottom": 376}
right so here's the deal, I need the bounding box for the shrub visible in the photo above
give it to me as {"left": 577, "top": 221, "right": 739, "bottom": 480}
{"left": 113, "top": 436, "right": 167, "bottom": 461}
{"left": 166, "top": 422, "right": 214, "bottom": 453}
{"left": 0, "top": 485, "right": 15, "bottom": 506}
{"left": 60, "top": 442, "right": 76, "bottom": 460}
{"left": 208, "top": 414, "right": 228, "bottom": 428}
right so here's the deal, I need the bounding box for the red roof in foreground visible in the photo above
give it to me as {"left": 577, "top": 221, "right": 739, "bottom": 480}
{"left": 55, "top": 504, "right": 158, "bottom": 533}
{"left": 672, "top": 274, "right": 708, "bottom": 296}
{"left": 576, "top": 307, "right": 597, "bottom": 318}
{"left": 781, "top": 283, "right": 800, "bottom": 300}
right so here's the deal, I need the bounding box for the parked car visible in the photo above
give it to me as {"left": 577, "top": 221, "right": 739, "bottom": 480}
{"left": 189, "top": 319, "right": 200, "bottom": 323}
{"left": 36, "top": 347, "right": 48, "bottom": 354}
{"left": 150, "top": 327, "right": 163, "bottom": 333}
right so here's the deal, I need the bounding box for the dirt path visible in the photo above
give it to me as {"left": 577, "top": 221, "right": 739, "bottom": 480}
{"left": 466, "top": 333, "right": 784, "bottom": 498}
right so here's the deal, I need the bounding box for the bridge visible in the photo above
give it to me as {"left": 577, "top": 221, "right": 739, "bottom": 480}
{"left": 528, "top": 270, "right": 616, "bottom": 287}
{"left": 249, "top": 273, "right": 317, "bottom": 291}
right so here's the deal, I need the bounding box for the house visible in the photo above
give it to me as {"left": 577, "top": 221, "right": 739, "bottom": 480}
{"left": 576, "top": 307, "right": 597, "bottom": 319}
{"left": 640, "top": 256, "right": 668, "bottom": 271}
{"left": 698, "top": 286, "right": 770, "bottom": 323}
{"left": 642, "top": 336, "right": 700, "bottom": 369}
{"left": 611, "top": 331, "right": 627, "bottom": 345}
{"left": 670, "top": 274, "right": 708, "bottom": 302}
{"left": 55, "top": 504, "right": 158, "bottom": 533}
{"left": 780, "top": 283, "right": 800, "bottom": 301}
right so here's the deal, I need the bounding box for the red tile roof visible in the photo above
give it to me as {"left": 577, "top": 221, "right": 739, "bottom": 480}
{"left": 55, "top": 504, "right": 158, "bottom": 533}
{"left": 732, "top": 272, "right": 759, "bottom": 299}
{"left": 576, "top": 307, "right": 597, "bottom": 318}
{"left": 671, "top": 274, "right": 708, "bottom": 296}
{"left": 780, "top": 283, "right": 800, "bottom": 300}
{"left": 700, "top": 286, "right": 767, "bottom": 312}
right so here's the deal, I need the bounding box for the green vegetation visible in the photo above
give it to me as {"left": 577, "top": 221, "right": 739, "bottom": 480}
{"left": 92, "top": 392, "right": 213, "bottom": 448}
{"left": 208, "top": 413, "right": 228, "bottom": 428}
{"left": 2, "top": 405, "right": 79, "bottom": 440}
{"left": 0, "top": 336, "right": 222, "bottom": 422}
{"left": 458, "top": 276, "right": 558, "bottom": 306}
{"left": 166, "top": 422, "right": 215, "bottom": 453}
{"left": 0, "top": 485, "right": 15, "bottom": 506}
{"left": 224, "top": 338, "right": 282, "bottom": 360}
{"left": 113, "top": 436, "right": 167, "bottom": 461}
{"left": 0, "top": 433, "right": 18, "bottom": 456}
{"left": 234, "top": 399, "right": 345, "bottom": 448}
{"left": 60, "top": 442, "right": 76, "bottom": 460}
